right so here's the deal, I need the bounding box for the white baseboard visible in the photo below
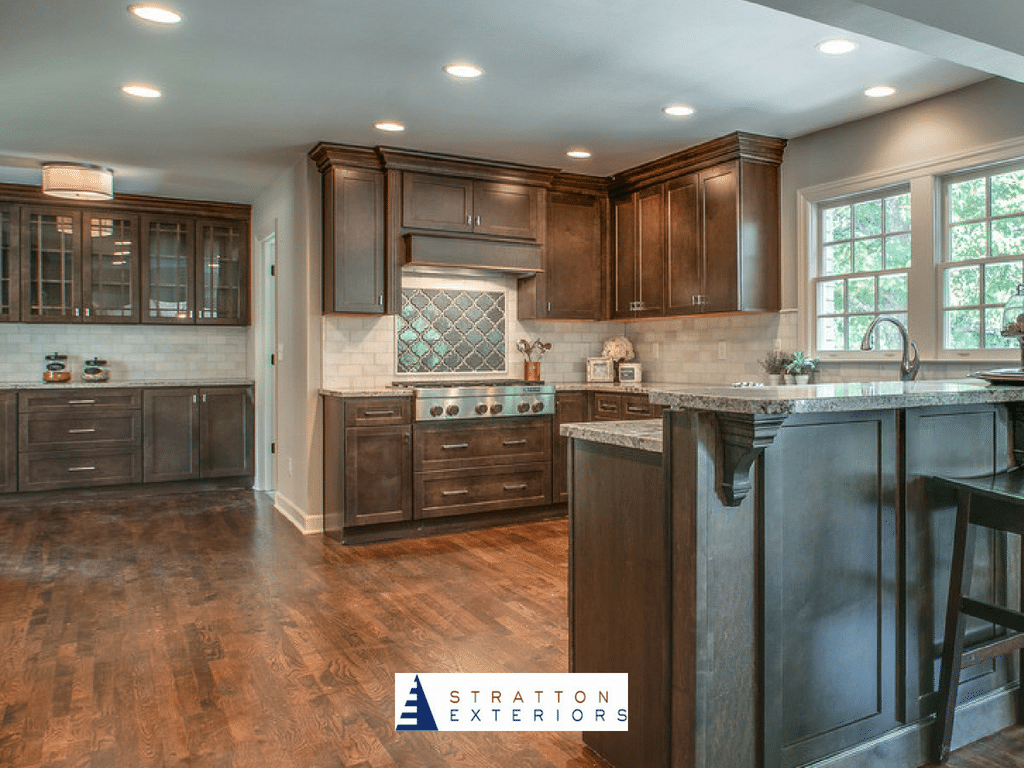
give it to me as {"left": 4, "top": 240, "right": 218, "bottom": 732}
{"left": 273, "top": 491, "right": 323, "bottom": 534}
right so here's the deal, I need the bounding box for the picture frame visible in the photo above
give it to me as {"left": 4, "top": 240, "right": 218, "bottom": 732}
{"left": 618, "top": 363, "right": 642, "bottom": 383}
{"left": 586, "top": 357, "right": 615, "bottom": 383}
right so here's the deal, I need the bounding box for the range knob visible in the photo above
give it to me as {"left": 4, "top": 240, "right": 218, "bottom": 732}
{"left": 429, "top": 405, "right": 443, "bottom": 417}
{"left": 517, "top": 401, "right": 530, "bottom": 414}
{"left": 446, "top": 404, "right": 460, "bottom": 417}
{"left": 475, "top": 403, "right": 488, "bottom": 415}
{"left": 532, "top": 401, "right": 545, "bottom": 413}
{"left": 490, "top": 403, "right": 504, "bottom": 414}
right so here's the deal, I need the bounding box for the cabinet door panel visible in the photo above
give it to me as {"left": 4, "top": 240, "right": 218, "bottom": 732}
{"left": 402, "top": 173, "right": 473, "bottom": 233}
{"left": 22, "top": 208, "right": 81, "bottom": 322}
{"left": 473, "top": 181, "right": 539, "bottom": 239}
{"left": 612, "top": 196, "right": 637, "bottom": 318}
{"left": 142, "top": 217, "right": 195, "bottom": 323}
{"left": 0, "top": 393, "right": 15, "bottom": 493}
{"left": 701, "top": 163, "right": 739, "bottom": 312}
{"left": 344, "top": 424, "right": 412, "bottom": 526}
{"left": 637, "top": 185, "right": 665, "bottom": 316}
{"left": 665, "top": 175, "right": 701, "bottom": 314}
{"left": 324, "top": 168, "right": 385, "bottom": 314}
{"left": 199, "top": 387, "right": 254, "bottom": 478}
{"left": 198, "top": 220, "right": 248, "bottom": 324}
{"left": 83, "top": 212, "right": 139, "bottom": 323}
{"left": 553, "top": 391, "right": 588, "bottom": 503}
{"left": 539, "top": 192, "right": 602, "bottom": 319}
{"left": 143, "top": 388, "right": 200, "bottom": 482}
{"left": 0, "top": 205, "right": 19, "bottom": 322}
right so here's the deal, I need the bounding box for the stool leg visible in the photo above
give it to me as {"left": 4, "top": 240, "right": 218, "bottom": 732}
{"left": 935, "top": 488, "right": 979, "bottom": 764}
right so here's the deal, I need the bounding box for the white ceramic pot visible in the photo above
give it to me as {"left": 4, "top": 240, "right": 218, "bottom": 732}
{"left": 795, "top": 374, "right": 810, "bottom": 385}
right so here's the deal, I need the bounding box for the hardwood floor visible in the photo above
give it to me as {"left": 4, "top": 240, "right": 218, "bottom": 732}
{"left": 0, "top": 488, "right": 1019, "bottom": 768}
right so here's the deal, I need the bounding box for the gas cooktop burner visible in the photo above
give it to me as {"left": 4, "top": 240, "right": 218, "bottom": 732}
{"left": 394, "top": 379, "right": 556, "bottom": 420}
{"left": 392, "top": 379, "right": 542, "bottom": 388}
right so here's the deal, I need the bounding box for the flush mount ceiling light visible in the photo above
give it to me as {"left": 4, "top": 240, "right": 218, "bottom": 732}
{"left": 374, "top": 120, "right": 405, "bottom": 132}
{"left": 663, "top": 104, "right": 695, "bottom": 116}
{"left": 817, "top": 38, "right": 857, "bottom": 55}
{"left": 122, "top": 83, "right": 161, "bottom": 98}
{"left": 443, "top": 62, "right": 484, "bottom": 79}
{"left": 41, "top": 163, "right": 114, "bottom": 201}
{"left": 864, "top": 85, "right": 896, "bottom": 98}
{"left": 128, "top": 4, "right": 182, "bottom": 24}
{"left": 566, "top": 149, "right": 592, "bottom": 159}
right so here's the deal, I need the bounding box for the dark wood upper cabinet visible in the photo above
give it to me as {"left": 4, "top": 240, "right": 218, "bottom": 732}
{"left": 197, "top": 219, "right": 249, "bottom": 324}
{"left": 21, "top": 206, "right": 82, "bottom": 322}
{"left": 665, "top": 174, "right": 701, "bottom": 314}
{"left": 402, "top": 172, "right": 541, "bottom": 241}
{"left": 0, "top": 204, "right": 19, "bottom": 322}
{"left": 519, "top": 175, "right": 606, "bottom": 320}
{"left": 141, "top": 215, "right": 196, "bottom": 324}
{"left": 612, "top": 185, "right": 664, "bottom": 318}
{"left": 472, "top": 180, "right": 539, "bottom": 239}
{"left": 83, "top": 211, "right": 140, "bottom": 323}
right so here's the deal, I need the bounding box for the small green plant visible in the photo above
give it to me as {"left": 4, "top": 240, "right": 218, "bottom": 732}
{"left": 785, "top": 351, "right": 819, "bottom": 375}
{"left": 760, "top": 350, "right": 790, "bottom": 375}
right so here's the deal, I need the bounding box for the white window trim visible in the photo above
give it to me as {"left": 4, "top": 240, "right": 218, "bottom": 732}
{"left": 798, "top": 134, "right": 1024, "bottom": 365}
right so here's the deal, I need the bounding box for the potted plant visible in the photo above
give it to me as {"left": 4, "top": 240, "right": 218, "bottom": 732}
{"left": 760, "top": 350, "right": 789, "bottom": 386}
{"left": 785, "top": 351, "right": 819, "bottom": 385}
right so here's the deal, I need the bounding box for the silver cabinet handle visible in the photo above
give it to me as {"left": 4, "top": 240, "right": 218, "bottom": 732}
{"left": 364, "top": 410, "right": 396, "bottom": 417}
{"left": 68, "top": 428, "right": 97, "bottom": 434}
{"left": 626, "top": 406, "right": 647, "bottom": 413}
{"left": 67, "top": 466, "right": 96, "bottom": 472}
{"left": 503, "top": 483, "right": 527, "bottom": 491}
{"left": 68, "top": 399, "right": 96, "bottom": 405}
{"left": 502, "top": 439, "right": 527, "bottom": 446}
{"left": 467, "top": 215, "right": 472, "bottom": 225}
{"left": 442, "top": 443, "right": 469, "bottom": 450}
{"left": 475, "top": 215, "right": 481, "bottom": 226}
{"left": 442, "top": 489, "right": 469, "bottom": 496}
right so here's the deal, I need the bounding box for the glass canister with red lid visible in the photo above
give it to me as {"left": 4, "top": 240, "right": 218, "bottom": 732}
{"left": 43, "top": 352, "right": 71, "bottom": 383}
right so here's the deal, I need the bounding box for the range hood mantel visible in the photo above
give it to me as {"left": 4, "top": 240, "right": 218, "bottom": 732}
{"left": 403, "top": 233, "right": 543, "bottom": 276}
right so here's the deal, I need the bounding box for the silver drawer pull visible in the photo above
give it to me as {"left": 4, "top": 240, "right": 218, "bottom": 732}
{"left": 68, "top": 428, "right": 97, "bottom": 434}
{"left": 503, "top": 483, "right": 528, "bottom": 491}
{"left": 442, "top": 443, "right": 469, "bottom": 450}
{"left": 67, "top": 466, "right": 97, "bottom": 472}
{"left": 502, "top": 439, "right": 527, "bottom": 446}
{"left": 599, "top": 404, "right": 616, "bottom": 411}
{"left": 68, "top": 399, "right": 96, "bottom": 405}
{"left": 442, "top": 489, "right": 469, "bottom": 496}
{"left": 364, "top": 410, "right": 396, "bottom": 417}
{"left": 626, "top": 406, "right": 647, "bottom": 413}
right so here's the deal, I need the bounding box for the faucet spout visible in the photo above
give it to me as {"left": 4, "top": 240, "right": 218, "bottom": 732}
{"left": 860, "top": 316, "right": 920, "bottom": 381}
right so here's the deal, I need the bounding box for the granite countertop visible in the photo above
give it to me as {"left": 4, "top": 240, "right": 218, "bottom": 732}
{"left": 320, "top": 387, "right": 414, "bottom": 398}
{"left": 1, "top": 379, "right": 254, "bottom": 391}
{"left": 319, "top": 381, "right": 680, "bottom": 398}
{"left": 560, "top": 419, "right": 663, "bottom": 453}
{"left": 646, "top": 379, "right": 1024, "bottom": 415}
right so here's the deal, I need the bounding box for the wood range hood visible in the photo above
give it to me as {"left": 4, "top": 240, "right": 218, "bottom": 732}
{"left": 401, "top": 232, "right": 543, "bottom": 276}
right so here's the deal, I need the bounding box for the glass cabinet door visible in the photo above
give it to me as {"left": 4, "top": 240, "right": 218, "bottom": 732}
{"left": 142, "top": 217, "right": 194, "bottom": 323}
{"left": 0, "top": 206, "right": 18, "bottom": 321}
{"left": 198, "top": 220, "right": 248, "bottom": 324}
{"left": 23, "top": 208, "right": 80, "bottom": 321}
{"left": 84, "top": 213, "right": 139, "bottom": 322}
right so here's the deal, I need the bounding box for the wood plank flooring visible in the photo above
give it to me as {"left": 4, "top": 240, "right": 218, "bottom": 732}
{"left": 0, "top": 488, "right": 1019, "bottom": 768}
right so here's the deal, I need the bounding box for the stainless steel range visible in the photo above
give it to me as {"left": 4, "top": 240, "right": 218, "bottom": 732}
{"left": 393, "top": 380, "right": 556, "bottom": 421}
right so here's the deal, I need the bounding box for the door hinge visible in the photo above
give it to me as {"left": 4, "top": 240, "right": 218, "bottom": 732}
{"left": 271, "top": 442, "right": 276, "bottom": 454}
{"left": 270, "top": 264, "right": 276, "bottom": 277}
{"left": 271, "top": 354, "right": 275, "bottom": 365}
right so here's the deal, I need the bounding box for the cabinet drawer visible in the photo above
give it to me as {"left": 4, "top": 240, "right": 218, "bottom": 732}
{"left": 414, "top": 418, "right": 551, "bottom": 470}
{"left": 19, "top": 447, "right": 142, "bottom": 491}
{"left": 415, "top": 462, "right": 551, "bottom": 519}
{"left": 622, "top": 395, "right": 662, "bottom": 419}
{"left": 20, "top": 409, "right": 141, "bottom": 451}
{"left": 592, "top": 393, "right": 623, "bottom": 420}
{"left": 344, "top": 397, "right": 411, "bottom": 427}
{"left": 19, "top": 388, "right": 142, "bottom": 411}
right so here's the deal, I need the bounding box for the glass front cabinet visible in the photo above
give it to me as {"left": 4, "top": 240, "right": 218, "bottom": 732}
{"left": 0, "top": 204, "right": 18, "bottom": 321}
{"left": 84, "top": 212, "right": 140, "bottom": 323}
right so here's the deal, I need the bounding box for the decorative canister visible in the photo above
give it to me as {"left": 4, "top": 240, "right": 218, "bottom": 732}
{"left": 524, "top": 361, "right": 541, "bottom": 381}
{"left": 43, "top": 352, "right": 71, "bottom": 383}
{"left": 82, "top": 358, "right": 110, "bottom": 382}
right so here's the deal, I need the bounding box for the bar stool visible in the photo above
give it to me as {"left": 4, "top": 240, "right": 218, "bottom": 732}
{"left": 932, "top": 469, "right": 1024, "bottom": 764}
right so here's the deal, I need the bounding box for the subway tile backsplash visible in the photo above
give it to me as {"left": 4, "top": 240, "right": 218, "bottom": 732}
{"left": 0, "top": 323, "right": 248, "bottom": 383}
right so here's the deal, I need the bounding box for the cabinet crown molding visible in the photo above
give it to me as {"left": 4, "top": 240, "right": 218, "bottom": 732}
{"left": 0, "top": 182, "right": 250, "bottom": 219}
{"left": 376, "top": 146, "right": 559, "bottom": 187}
{"left": 308, "top": 142, "right": 383, "bottom": 173}
{"left": 609, "top": 131, "right": 787, "bottom": 196}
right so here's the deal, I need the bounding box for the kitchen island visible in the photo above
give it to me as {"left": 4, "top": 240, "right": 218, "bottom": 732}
{"left": 563, "top": 380, "right": 1024, "bottom": 768}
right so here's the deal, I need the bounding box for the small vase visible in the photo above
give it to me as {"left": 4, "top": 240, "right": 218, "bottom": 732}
{"left": 767, "top": 374, "right": 783, "bottom": 386}
{"left": 784, "top": 374, "right": 796, "bottom": 385}
{"left": 795, "top": 374, "right": 810, "bottom": 385}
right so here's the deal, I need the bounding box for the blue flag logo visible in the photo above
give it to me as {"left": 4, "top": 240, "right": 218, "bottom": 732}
{"left": 396, "top": 674, "right": 438, "bottom": 731}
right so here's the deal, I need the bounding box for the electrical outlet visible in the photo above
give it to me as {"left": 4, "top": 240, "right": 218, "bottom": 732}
{"left": 718, "top": 341, "right": 727, "bottom": 360}
{"left": 650, "top": 343, "right": 660, "bottom": 359}
{"left": 773, "top": 339, "right": 783, "bottom": 351}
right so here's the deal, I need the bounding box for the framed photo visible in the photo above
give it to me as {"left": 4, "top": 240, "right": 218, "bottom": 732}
{"left": 586, "top": 357, "right": 615, "bottom": 383}
{"left": 618, "top": 363, "right": 642, "bottom": 383}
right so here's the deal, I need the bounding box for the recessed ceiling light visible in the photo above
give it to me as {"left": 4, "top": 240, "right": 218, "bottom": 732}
{"left": 444, "top": 62, "right": 484, "bottom": 79}
{"left": 374, "top": 121, "right": 405, "bottom": 132}
{"left": 817, "top": 39, "right": 857, "bottom": 55}
{"left": 663, "top": 104, "right": 695, "bottom": 117}
{"left": 121, "top": 84, "right": 161, "bottom": 98}
{"left": 128, "top": 4, "right": 182, "bottom": 24}
{"left": 566, "top": 149, "right": 592, "bottom": 159}
{"left": 864, "top": 85, "right": 896, "bottom": 98}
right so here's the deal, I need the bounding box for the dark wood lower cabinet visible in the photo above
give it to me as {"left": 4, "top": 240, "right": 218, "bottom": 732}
{"left": 0, "top": 392, "right": 16, "bottom": 493}
{"left": 553, "top": 392, "right": 588, "bottom": 503}
{"left": 198, "top": 387, "right": 254, "bottom": 477}
{"left": 343, "top": 424, "right": 412, "bottom": 526}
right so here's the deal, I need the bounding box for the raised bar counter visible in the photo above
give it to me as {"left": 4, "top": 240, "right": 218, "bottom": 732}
{"left": 565, "top": 379, "right": 1024, "bottom": 768}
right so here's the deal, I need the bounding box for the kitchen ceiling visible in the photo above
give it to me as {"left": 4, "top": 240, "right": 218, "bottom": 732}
{"left": 0, "top": 0, "right": 1014, "bottom": 204}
